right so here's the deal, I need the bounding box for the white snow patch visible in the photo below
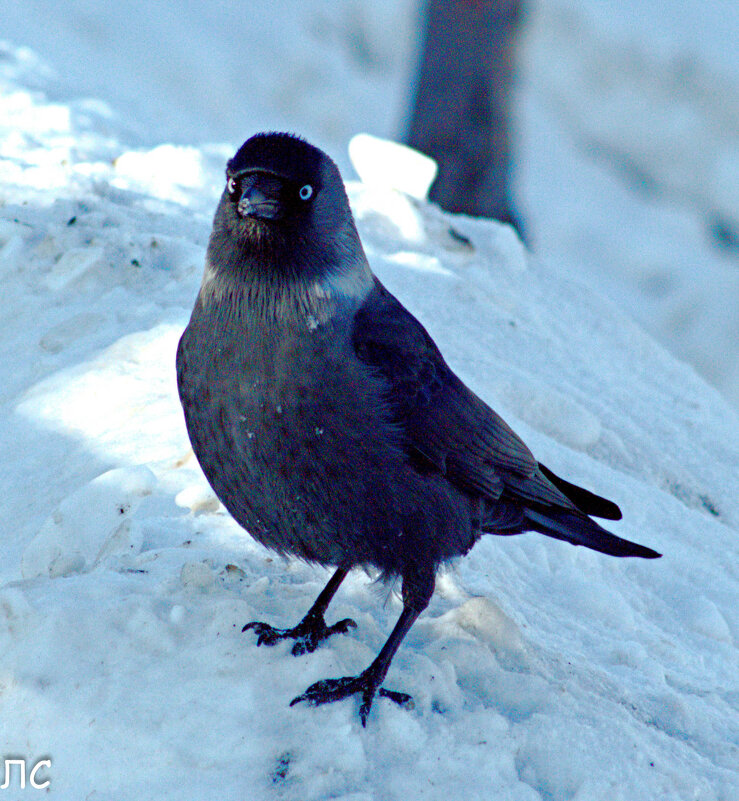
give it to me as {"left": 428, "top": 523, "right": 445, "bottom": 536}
{"left": 349, "top": 132, "right": 437, "bottom": 199}
{"left": 113, "top": 145, "right": 208, "bottom": 203}
{"left": 22, "top": 466, "right": 156, "bottom": 578}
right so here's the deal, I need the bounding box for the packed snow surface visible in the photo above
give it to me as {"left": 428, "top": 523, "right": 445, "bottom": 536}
{"left": 1, "top": 8, "right": 738, "bottom": 801}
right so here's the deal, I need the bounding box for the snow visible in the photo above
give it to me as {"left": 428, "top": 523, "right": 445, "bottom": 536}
{"left": 1, "top": 3, "right": 738, "bottom": 800}
{"left": 516, "top": 0, "right": 739, "bottom": 408}
{"left": 349, "top": 133, "right": 437, "bottom": 199}
{"left": 21, "top": 465, "right": 156, "bottom": 580}
{"left": 2, "top": 0, "right": 737, "bottom": 409}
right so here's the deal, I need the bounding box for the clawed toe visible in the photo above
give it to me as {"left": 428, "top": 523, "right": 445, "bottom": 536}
{"left": 378, "top": 687, "right": 413, "bottom": 707}
{"left": 332, "top": 618, "right": 358, "bottom": 635}
{"left": 241, "top": 621, "right": 283, "bottom": 647}
{"left": 242, "top": 614, "right": 357, "bottom": 655}
{"left": 290, "top": 671, "right": 413, "bottom": 726}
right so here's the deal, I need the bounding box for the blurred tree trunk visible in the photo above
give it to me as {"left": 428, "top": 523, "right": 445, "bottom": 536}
{"left": 406, "top": 0, "right": 524, "bottom": 234}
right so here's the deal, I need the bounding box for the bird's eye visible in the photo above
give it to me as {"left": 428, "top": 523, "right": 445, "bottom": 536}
{"left": 227, "top": 176, "right": 237, "bottom": 195}
{"left": 299, "top": 184, "right": 314, "bottom": 201}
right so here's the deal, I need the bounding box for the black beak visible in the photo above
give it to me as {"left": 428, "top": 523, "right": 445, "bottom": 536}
{"left": 237, "top": 176, "right": 283, "bottom": 220}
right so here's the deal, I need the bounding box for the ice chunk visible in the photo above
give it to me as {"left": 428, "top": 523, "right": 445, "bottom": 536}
{"left": 349, "top": 133, "right": 437, "bottom": 200}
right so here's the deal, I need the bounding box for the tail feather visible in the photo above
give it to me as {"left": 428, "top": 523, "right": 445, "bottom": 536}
{"left": 537, "top": 463, "right": 622, "bottom": 520}
{"left": 524, "top": 508, "right": 661, "bottom": 559}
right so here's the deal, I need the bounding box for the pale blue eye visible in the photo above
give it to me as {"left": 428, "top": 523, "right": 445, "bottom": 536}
{"left": 299, "top": 184, "right": 313, "bottom": 201}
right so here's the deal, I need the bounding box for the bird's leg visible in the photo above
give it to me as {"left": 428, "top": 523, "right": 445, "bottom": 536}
{"left": 243, "top": 567, "right": 356, "bottom": 656}
{"left": 290, "top": 567, "right": 434, "bottom": 726}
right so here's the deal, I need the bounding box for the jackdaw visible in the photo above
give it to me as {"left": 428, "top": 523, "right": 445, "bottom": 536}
{"left": 176, "top": 131, "right": 660, "bottom": 726}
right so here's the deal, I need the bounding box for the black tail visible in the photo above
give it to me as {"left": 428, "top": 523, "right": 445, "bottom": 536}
{"left": 538, "top": 463, "right": 622, "bottom": 521}
{"left": 524, "top": 507, "right": 661, "bottom": 559}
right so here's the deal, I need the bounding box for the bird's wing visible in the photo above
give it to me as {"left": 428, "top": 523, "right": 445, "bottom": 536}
{"left": 350, "top": 280, "right": 663, "bottom": 559}
{"left": 352, "top": 280, "right": 572, "bottom": 509}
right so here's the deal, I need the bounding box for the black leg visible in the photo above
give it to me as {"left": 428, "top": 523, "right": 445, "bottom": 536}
{"left": 290, "top": 567, "right": 435, "bottom": 726}
{"left": 242, "top": 567, "right": 356, "bottom": 656}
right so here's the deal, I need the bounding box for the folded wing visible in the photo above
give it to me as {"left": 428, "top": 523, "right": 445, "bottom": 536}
{"left": 352, "top": 280, "right": 659, "bottom": 559}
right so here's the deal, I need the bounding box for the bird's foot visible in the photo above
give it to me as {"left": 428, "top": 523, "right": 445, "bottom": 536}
{"left": 290, "top": 666, "right": 413, "bottom": 726}
{"left": 242, "top": 612, "right": 357, "bottom": 656}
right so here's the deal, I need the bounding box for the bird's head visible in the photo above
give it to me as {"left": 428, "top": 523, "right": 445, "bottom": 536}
{"left": 207, "top": 132, "right": 369, "bottom": 296}
{"left": 225, "top": 132, "right": 326, "bottom": 226}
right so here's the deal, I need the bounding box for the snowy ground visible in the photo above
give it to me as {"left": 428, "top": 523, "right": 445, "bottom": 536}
{"left": 2, "top": 0, "right": 737, "bottom": 409}
{"left": 1, "top": 3, "right": 738, "bottom": 801}
{"left": 516, "top": 0, "right": 739, "bottom": 410}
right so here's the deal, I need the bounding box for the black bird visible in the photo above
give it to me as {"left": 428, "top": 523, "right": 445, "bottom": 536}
{"left": 176, "top": 132, "right": 660, "bottom": 726}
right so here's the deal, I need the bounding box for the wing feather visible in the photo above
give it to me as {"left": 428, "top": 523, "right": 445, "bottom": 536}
{"left": 351, "top": 280, "right": 660, "bottom": 559}
{"left": 352, "top": 281, "right": 570, "bottom": 508}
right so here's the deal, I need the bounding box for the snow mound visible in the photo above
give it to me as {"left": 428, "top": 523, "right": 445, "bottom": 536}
{"left": 0, "top": 41, "right": 737, "bottom": 801}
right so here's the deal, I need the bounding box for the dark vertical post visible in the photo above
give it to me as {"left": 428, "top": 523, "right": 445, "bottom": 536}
{"left": 406, "top": 0, "right": 524, "bottom": 233}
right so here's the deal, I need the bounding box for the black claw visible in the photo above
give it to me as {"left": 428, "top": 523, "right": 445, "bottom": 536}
{"left": 359, "top": 696, "right": 372, "bottom": 726}
{"left": 332, "top": 618, "right": 358, "bottom": 634}
{"left": 290, "top": 671, "right": 413, "bottom": 726}
{"left": 242, "top": 621, "right": 282, "bottom": 647}
{"left": 290, "top": 676, "right": 357, "bottom": 708}
{"left": 378, "top": 687, "right": 414, "bottom": 708}
{"left": 241, "top": 621, "right": 268, "bottom": 635}
{"left": 291, "top": 635, "right": 319, "bottom": 657}
{"left": 242, "top": 615, "right": 357, "bottom": 655}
